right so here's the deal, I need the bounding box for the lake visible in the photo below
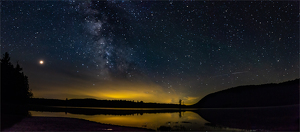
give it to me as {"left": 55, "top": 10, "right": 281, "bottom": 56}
{"left": 29, "top": 105, "right": 299, "bottom": 131}
{"left": 29, "top": 110, "right": 240, "bottom": 131}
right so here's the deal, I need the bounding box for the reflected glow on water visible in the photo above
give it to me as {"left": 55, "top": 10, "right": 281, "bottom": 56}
{"left": 50, "top": 106, "right": 200, "bottom": 110}
{"left": 29, "top": 105, "right": 299, "bottom": 131}
{"left": 30, "top": 111, "right": 238, "bottom": 131}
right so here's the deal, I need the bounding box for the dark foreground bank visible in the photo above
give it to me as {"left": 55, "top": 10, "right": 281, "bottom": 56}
{"left": 3, "top": 116, "right": 153, "bottom": 131}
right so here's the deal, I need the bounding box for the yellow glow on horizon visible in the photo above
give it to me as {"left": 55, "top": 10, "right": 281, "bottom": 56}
{"left": 32, "top": 80, "right": 200, "bottom": 105}
{"left": 101, "top": 92, "right": 151, "bottom": 99}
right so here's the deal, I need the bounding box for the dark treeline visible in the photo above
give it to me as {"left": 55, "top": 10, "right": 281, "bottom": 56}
{"left": 1, "top": 52, "right": 33, "bottom": 130}
{"left": 29, "top": 98, "right": 188, "bottom": 108}
{"left": 1, "top": 52, "right": 33, "bottom": 104}
{"left": 193, "top": 79, "right": 299, "bottom": 108}
{"left": 30, "top": 79, "right": 300, "bottom": 108}
{"left": 28, "top": 104, "right": 188, "bottom": 116}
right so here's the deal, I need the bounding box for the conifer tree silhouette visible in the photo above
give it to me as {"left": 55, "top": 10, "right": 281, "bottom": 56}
{"left": 1, "top": 52, "right": 33, "bottom": 104}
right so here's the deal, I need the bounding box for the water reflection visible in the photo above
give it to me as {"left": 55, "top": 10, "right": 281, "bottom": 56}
{"left": 195, "top": 105, "right": 299, "bottom": 131}
{"left": 29, "top": 105, "right": 196, "bottom": 115}
{"left": 30, "top": 110, "right": 239, "bottom": 131}
{"left": 29, "top": 105, "right": 299, "bottom": 131}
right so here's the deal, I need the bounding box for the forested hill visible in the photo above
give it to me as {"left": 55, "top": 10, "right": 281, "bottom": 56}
{"left": 193, "top": 79, "right": 299, "bottom": 108}
{"left": 29, "top": 98, "right": 187, "bottom": 108}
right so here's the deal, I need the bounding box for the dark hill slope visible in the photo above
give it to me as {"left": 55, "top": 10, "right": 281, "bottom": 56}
{"left": 193, "top": 79, "right": 299, "bottom": 108}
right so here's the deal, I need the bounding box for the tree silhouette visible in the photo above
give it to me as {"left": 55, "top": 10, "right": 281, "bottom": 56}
{"left": 1, "top": 52, "right": 33, "bottom": 104}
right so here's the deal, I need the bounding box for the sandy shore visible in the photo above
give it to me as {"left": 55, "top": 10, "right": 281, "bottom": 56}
{"left": 3, "top": 116, "right": 153, "bottom": 131}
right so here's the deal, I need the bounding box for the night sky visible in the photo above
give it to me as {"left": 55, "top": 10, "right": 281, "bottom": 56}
{"left": 1, "top": 1, "right": 299, "bottom": 105}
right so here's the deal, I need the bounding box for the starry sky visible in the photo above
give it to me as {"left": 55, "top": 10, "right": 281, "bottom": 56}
{"left": 1, "top": 1, "right": 299, "bottom": 105}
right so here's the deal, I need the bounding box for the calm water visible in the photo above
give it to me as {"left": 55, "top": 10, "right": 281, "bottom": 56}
{"left": 29, "top": 109, "right": 241, "bottom": 131}
{"left": 29, "top": 105, "right": 299, "bottom": 131}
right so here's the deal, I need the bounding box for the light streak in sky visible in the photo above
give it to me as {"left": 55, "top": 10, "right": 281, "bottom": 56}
{"left": 211, "top": 71, "right": 249, "bottom": 78}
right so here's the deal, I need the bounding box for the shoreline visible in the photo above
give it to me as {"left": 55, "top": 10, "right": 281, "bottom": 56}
{"left": 3, "top": 116, "right": 153, "bottom": 131}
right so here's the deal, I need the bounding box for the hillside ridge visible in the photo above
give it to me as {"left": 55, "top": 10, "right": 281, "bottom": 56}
{"left": 193, "top": 79, "right": 299, "bottom": 108}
